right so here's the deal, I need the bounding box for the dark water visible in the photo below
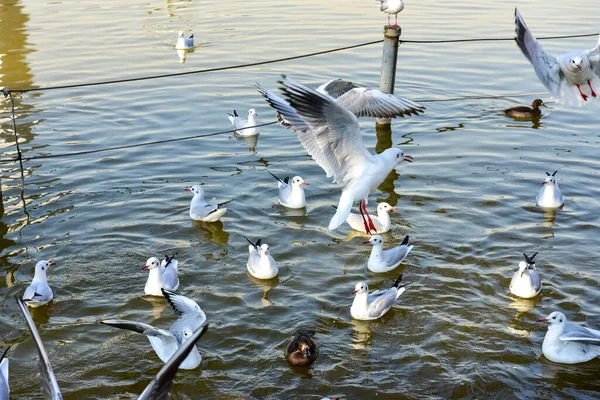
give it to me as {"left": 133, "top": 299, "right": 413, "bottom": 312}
{"left": 1, "top": 0, "right": 599, "bottom": 398}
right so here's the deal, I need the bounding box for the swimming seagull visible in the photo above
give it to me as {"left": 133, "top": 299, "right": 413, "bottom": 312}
{"left": 175, "top": 31, "right": 194, "bottom": 50}
{"left": 509, "top": 252, "right": 542, "bottom": 299}
{"left": 0, "top": 347, "right": 9, "bottom": 400}
{"left": 366, "top": 235, "right": 413, "bottom": 273}
{"left": 16, "top": 297, "right": 62, "bottom": 399}
{"left": 143, "top": 254, "right": 180, "bottom": 296}
{"left": 257, "top": 76, "right": 413, "bottom": 234}
{"left": 101, "top": 289, "right": 207, "bottom": 370}
{"left": 346, "top": 202, "right": 395, "bottom": 233}
{"left": 245, "top": 236, "right": 278, "bottom": 280}
{"left": 537, "top": 311, "right": 600, "bottom": 364}
{"left": 186, "top": 185, "right": 231, "bottom": 222}
{"left": 23, "top": 260, "right": 55, "bottom": 308}
{"left": 227, "top": 109, "right": 259, "bottom": 136}
{"left": 350, "top": 273, "right": 411, "bottom": 320}
{"left": 536, "top": 170, "right": 564, "bottom": 208}
{"left": 515, "top": 8, "right": 600, "bottom": 106}
{"left": 376, "top": 0, "right": 404, "bottom": 28}
{"left": 267, "top": 171, "right": 308, "bottom": 209}
{"left": 284, "top": 329, "right": 319, "bottom": 367}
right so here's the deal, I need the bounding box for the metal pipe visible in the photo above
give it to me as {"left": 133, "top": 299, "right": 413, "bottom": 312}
{"left": 377, "top": 25, "right": 402, "bottom": 125}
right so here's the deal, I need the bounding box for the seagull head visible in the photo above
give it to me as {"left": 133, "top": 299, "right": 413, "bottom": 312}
{"left": 35, "top": 260, "right": 55, "bottom": 275}
{"left": 378, "top": 202, "right": 396, "bottom": 213}
{"left": 142, "top": 257, "right": 160, "bottom": 271}
{"left": 178, "top": 31, "right": 184, "bottom": 38}
{"left": 260, "top": 243, "right": 270, "bottom": 256}
{"left": 537, "top": 311, "right": 566, "bottom": 327}
{"left": 248, "top": 109, "right": 258, "bottom": 117}
{"left": 185, "top": 184, "right": 204, "bottom": 197}
{"left": 352, "top": 281, "right": 368, "bottom": 295}
{"left": 570, "top": 56, "right": 583, "bottom": 70}
{"left": 383, "top": 148, "right": 413, "bottom": 166}
{"left": 364, "top": 235, "right": 384, "bottom": 246}
{"left": 291, "top": 176, "right": 309, "bottom": 186}
{"left": 542, "top": 171, "right": 558, "bottom": 186}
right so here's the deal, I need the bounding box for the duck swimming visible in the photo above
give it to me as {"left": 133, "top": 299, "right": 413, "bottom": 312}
{"left": 504, "top": 99, "right": 546, "bottom": 119}
{"left": 284, "top": 329, "right": 319, "bottom": 367}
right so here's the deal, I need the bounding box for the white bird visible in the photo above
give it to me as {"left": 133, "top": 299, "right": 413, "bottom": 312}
{"left": 537, "top": 311, "right": 600, "bottom": 364}
{"left": 186, "top": 185, "right": 231, "bottom": 222}
{"left": 515, "top": 9, "right": 600, "bottom": 106}
{"left": 536, "top": 170, "right": 564, "bottom": 208}
{"left": 245, "top": 237, "right": 278, "bottom": 280}
{"left": 16, "top": 297, "right": 62, "bottom": 400}
{"left": 267, "top": 171, "right": 308, "bottom": 209}
{"left": 175, "top": 31, "right": 194, "bottom": 50}
{"left": 0, "top": 347, "right": 9, "bottom": 400}
{"left": 228, "top": 109, "right": 259, "bottom": 136}
{"left": 101, "top": 289, "right": 207, "bottom": 370}
{"left": 257, "top": 76, "right": 413, "bottom": 234}
{"left": 376, "top": 0, "right": 404, "bottom": 28}
{"left": 22, "top": 260, "right": 55, "bottom": 308}
{"left": 366, "top": 235, "right": 413, "bottom": 273}
{"left": 350, "top": 273, "right": 410, "bottom": 320}
{"left": 509, "top": 252, "right": 542, "bottom": 299}
{"left": 346, "top": 202, "right": 395, "bottom": 233}
{"left": 143, "top": 254, "right": 180, "bottom": 296}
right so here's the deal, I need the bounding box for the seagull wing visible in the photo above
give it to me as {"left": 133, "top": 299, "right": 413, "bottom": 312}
{"left": 337, "top": 88, "right": 425, "bottom": 118}
{"left": 514, "top": 9, "right": 563, "bottom": 99}
{"left": 560, "top": 323, "right": 600, "bottom": 345}
{"left": 138, "top": 323, "right": 209, "bottom": 400}
{"left": 365, "top": 288, "right": 397, "bottom": 318}
{"left": 162, "top": 289, "right": 207, "bottom": 335}
{"left": 316, "top": 78, "right": 362, "bottom": 98}
{"left": 277, "top": 75, "right": 374, "bottom": 185}
{"left": 383, "top": 244, "right": 413, "bottom": 267}
{"left": 16, "top": 297, "right": 63, "bottom": 400}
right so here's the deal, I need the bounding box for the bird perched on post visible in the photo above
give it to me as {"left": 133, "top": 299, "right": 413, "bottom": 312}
{"left": 376, "top": 0, "right": 404, "bottom": 28}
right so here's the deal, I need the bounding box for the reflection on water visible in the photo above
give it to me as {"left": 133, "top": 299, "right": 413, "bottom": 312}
{"left": 248, "top": 274, "right": 279, "bottom": 307}
{"left": 350, "top": 318, "right": 372, "bottom": 350}
{"left": 234, "top": 132, "right": 259, "bottom": 152}
{"left": 192, "top": 220, "right": 230, "bottom": 246}
{"left": 541, "top": 358, "right": 600, "bottom": 390}
{"left": 509, "top": 296, "right": 539, "bottom": 316}
{"left": 540, "top": 207, "right": 559, "bottom": 230}
{"left": 143, "top": 294, "right": 170, "bottom": 319}
{"left": 277, "top": 206, "right": 307, "bottom": 218}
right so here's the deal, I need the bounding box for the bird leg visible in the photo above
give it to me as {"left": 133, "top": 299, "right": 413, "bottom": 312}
{"left": 588, "top": 80, "right": 597, "bottom": 98}
{"left": 395, "top": 14, "right": 399, "bottom": 27}
{"left": 359, "top": 201, "right": 371, "bottom": 234}
{"left": 387, "top": 15, "right": 391, "bottom": 28}
{"left": 576, "top": 84, "right": 589, "bottom": 101}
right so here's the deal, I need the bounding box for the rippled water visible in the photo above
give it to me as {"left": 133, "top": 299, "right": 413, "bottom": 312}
{"left": 1, "top": 0, "right": 600, "bottom": 398}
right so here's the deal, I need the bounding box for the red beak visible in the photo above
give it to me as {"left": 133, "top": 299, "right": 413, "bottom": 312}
{"left": 390, "top": 207, "right": 397, "bottom": 211}
{"left": 185, "top": 187, "right": 191, "bottom": 191}
{"left": 352, "top": 289, "right": 358, "bottom": 294}
{"left": 302, "top": 181, "right": 309, "bottom": 185}
{"left": 537, "top": 317, "right": 548, "bottom": 322}
{"left": 49, "top": 262, "right": 56, "bottom": 267}
{"left": 577, "top": 65, "right": 582, "bottom": 70}
{"left": 403, "top": 155, "right": 414, "bottom": 163}
{"left": 141, "top": 265, "right": 149, "bottom": 270}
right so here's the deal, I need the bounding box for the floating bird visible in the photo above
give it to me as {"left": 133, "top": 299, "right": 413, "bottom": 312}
{"left": 376, "top": 0, "right": 404, "bottom": 28}
{"left": 268, "top": 171, "right": 308, "bottom": 209}
{"left": 101, "top": 289, "right": 207, "bottom": 370}
{"left": 346, "top": 202, "right": 395, "bottom": 233}
{"left": 509, "top": 252, "right": 542, "bottom": 299}
{"left": 175, "top": 31, "right": 194, "bottom": 50}
{"left": 515, "top": 9, "right": 600, "bottom": 105}
{"left": 504, "top": 99, "right": 546, "bottom": 119}
{"left": 350, "top": 273, "right": 410, "bottom": 320}
{"left": 366, "top": 235, "right": 413, "bottom": 273}
{"left": 16, "top": 297, "right": 62, "bottom": 400}
{"left": 0, "top": 347, "right": 9, "bottom": 400}
{"left": 536, "top": 170, "right": 564, "bottom": 208}
{"left": 284, "top": 329, "right": 319, "bottom": 367}
{"left": 228, "top": 109, "right": 259, "bottom": 136}
{"left": 258, "top": 76, "right": 413, "bottom": 234}
{"left": 186, "top": 185, "right": 231, "bottom": 222}
{"left": 23, "top": 260, "right": 55, "bottom": 308}
{"left": 245, "top": 236, "right": 278, "bottom": 280}
{"left": 143, "top": 254, "right": 180, "bottom": 296}
{"left": 537, "top": 311, "right": 600, "bottom": 364}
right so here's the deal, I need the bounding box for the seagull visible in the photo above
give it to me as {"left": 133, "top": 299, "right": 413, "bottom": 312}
{"left": 185, "top": 185, "right": 231, "bottom": 222}
{"left": 536, "top": 170, "right": 564, "bottom": 208}
{"left": 346, "top": 202, "right": 395, "bottom": 233}
{"left": 245, "top": 236, "right": 278, "bottom": 280}
{"left": 376, "top": 0, "right": 404, "bottom": 28}
{"left": 509, "top": 252, "right": 542, "bottom": 299}
{"left": 504, "top": 99, "right": 547, "bottom": 119}
{"left": 284, "top": 329, "right": 319, "bottom": 367}
{"left": 143, "top": 254, "right": 180, "bottom": 296}
{"left": 0, "top": 347, "right": 9, "bottom": 400}
{"left": 366, "top": 235, "right": 413, "bottom": 273}
{"left": 175, "top": 31, "right": 194, "bottom": 50}
{"left": 515, "top": 8, "right": 600, "bottom": 105}
{"left": 537, "top": 311, "right": 600, "bottom": 364}
{"left": 267, "top": 171, "right": 308, "bottom": 209}
{"left": 227, "top": 109, "right": 259, "bottom": 136}
{"left": 350, "top": 273, "right": 410, "bottom": 320}
{"left": 101, "top": 289, "right": 207, "bottom": 370}
{"left": 257, "top": 76, "right": 413, "bottom": 234}
{"left": 16, "top": 297, "right": 62, "bottom": 399}
{"left": 22, "top": 260, "right": 55, "bottom": 308}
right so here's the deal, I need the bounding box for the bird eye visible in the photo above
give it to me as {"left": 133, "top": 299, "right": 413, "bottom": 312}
{"left": 559, "top": 319, "right": 563, "bottom": 322}
{"left": 42, "top": 267, "right": 45, "bottom": 270}
{"left": 552, "top": 316, "right": 556, "bottom": 319}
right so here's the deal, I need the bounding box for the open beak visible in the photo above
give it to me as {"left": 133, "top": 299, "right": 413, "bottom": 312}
{"left": 537, "top": 317, "right": 548, "bottom": 322}
{"left": 577, "top": 64, "right": 582, "bottom": 70}
{"left": 403, "top": 155, "right": 414, "bottom": 163}
{"left": 352, "top": 289, "right": 358, "bottom": 294}
{"left": 542, "top": 182, "right": 547, "bottom": 185}
{"left": 141, "top": 265, "right": 149, "bottom": 270}
{"left": 48, "top": 262, "right": 56, "bottom": 267}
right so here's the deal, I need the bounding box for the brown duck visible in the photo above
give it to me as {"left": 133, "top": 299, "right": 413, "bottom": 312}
{"left": 284, "top": 329, "right": 319, "bottom": 367}
{"left": 504, "top": 99, "right": 546, "bottom": 119}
